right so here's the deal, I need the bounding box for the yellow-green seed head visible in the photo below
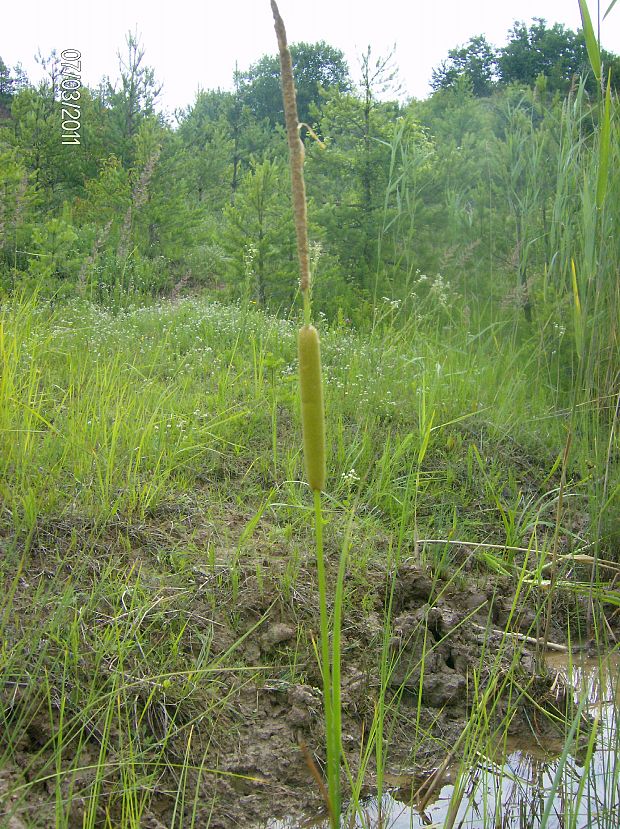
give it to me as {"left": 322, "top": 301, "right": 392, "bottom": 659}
{"left": 298, "top": 324, "right": 326, "bottom": 492}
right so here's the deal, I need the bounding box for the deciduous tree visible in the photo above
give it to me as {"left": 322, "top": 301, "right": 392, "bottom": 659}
{"left": 240, "top": 41, "right": 351, "bottom": 127}
{"left": 431, "top": 35, "right": 498, "bottom": 97}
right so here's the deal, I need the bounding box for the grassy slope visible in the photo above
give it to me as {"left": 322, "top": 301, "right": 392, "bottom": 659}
{"left": 1, "top": 295, "right": 579, "bottom": 537}
{"left": 0, "top": 293, "right": 614, "bottom": 827}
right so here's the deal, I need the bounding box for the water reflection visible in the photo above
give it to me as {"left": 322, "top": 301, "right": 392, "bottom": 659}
{"left": 267, "top": 651, "right": 620, "bottom": 829}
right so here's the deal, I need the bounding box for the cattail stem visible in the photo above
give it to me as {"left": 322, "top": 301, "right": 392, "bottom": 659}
{"left": 313, "top": 489, "right": 340, "bottom": 818}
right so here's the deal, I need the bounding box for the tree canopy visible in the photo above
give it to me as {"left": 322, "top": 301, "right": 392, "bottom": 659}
{"left": 431, "top": 35, "right": 497, "bottom": 97}
{"left": 1, "top": 20, "right": 619, "bottom": 323}
{"left": 432, "top": 18, "right": 620, "bottom": 96}
{"left": 239, "top": 41, "right": 351, "bottom": 126}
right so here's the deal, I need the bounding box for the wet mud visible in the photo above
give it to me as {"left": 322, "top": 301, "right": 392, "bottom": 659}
{"left": 0, "top": 552, "right": 608, "bottom": 829}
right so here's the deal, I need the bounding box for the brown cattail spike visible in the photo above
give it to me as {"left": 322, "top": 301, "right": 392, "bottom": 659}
{"left": 271, "top": 0, "right": 311, "bottom": 296}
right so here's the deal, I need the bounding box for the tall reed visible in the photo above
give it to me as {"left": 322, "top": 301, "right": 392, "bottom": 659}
{"left": 271, "top": 1, "right": 341, "bottom": 823}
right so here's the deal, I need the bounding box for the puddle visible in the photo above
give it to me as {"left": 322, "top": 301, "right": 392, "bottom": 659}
{"left": 266, "top": 650, "right": 620, "bottom": 828}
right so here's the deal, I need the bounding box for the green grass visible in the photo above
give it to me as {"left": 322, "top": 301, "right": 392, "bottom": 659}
{"left": 0, "top": 290, "right": 617, "bottom": 827}
{"left": 1, "top": 2, "right": 619, "bottom": 824}
{"left": 0, "top": 293, "right": 588, "bottom": 543}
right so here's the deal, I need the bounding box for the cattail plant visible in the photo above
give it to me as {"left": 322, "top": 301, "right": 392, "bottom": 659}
{"left": 271, "top": 2, "right": 340, "bottom": 824}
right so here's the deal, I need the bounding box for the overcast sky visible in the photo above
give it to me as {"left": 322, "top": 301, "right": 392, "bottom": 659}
{"left": 4, "top": 1, "right": 620, "bottom": 116}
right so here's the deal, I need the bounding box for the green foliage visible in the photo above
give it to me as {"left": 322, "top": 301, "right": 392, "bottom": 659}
{"left": 0, "top": 57, "right": 15, "bottom": 108}
{"left": 431, "top": 35, "right": 498, "bottom": 96}
{"left": 306, "top": 89, "right": 398, "bottom": 286}
{"left": 176, "top": 86, "right": 274, "bottom": 206}
{"left": 77, "top": 154, "right": 131, "bottom": 227}
{"left": 9, "top": 86, "right": 64, "bottom": 200}
{"left": 498, "top": 19, "right": 588, "bottom": 92}
{"left": 28, "top": 206, "right": 79, "bottom": 281}
{"left": 222, "top": 158, "right": 295, "bottom": 307}
{"left": 0, "top": 144, "right": 29, "bottom": 236}
{"left": 433, "top": 17, "right": 620, "bottom": 98}
{"left": 103, "top": 31, "right": 162, "bottom": 167}
{"left": 176, "top": 89, "right": 235, "bottom": 209}
{"left": 0, "top": 142, "right": 33, "bottom": 286}
{"left": 1, "top": 14, "right": 620, "bottom": 828}
{"left": 0, "top": 18, "right": 617, "bottom": 403}
{"left": 240, "top": 41, "right": 351, "bottom": 126}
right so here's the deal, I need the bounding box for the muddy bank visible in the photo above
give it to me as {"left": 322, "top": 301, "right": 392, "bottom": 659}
{"left": 203, "top": 561, "right": 578, "bottom": 828}
{"left": 329, "top": 651, "right": 620, "bottom": 829}
{"left": 0, "top": 531, "right": 603, "bottom": 829}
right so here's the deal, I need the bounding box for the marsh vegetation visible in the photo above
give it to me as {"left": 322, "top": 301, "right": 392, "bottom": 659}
{"left": 0, "top": 1, "right": 619, "bottom": 826}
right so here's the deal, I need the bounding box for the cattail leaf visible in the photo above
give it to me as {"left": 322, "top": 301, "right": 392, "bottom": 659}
{"left": 417, "top": 410, "right": 435, "bottom": 466}
{"left": 578, "top": 0, "right": 602, "bottom": 82}
{"left": 571, "top": 259, "right": 584, "bottom": 362}
{"left": 298, "top": 325, "right": 326, "bottom": 491}
{"left": 604, "top": 0, "right": 618, "bottom": 19}
{"left": 596, "top": 74, "right": 612, "bottom": 209}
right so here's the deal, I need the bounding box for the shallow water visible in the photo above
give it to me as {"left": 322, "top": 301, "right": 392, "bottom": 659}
{"left": 267, "top": 650, "right": 620, "bottom": 829}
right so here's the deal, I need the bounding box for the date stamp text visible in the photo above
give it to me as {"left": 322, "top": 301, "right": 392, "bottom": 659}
{"left": 60, "top": 49, "right": 81, "bottom": 145}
